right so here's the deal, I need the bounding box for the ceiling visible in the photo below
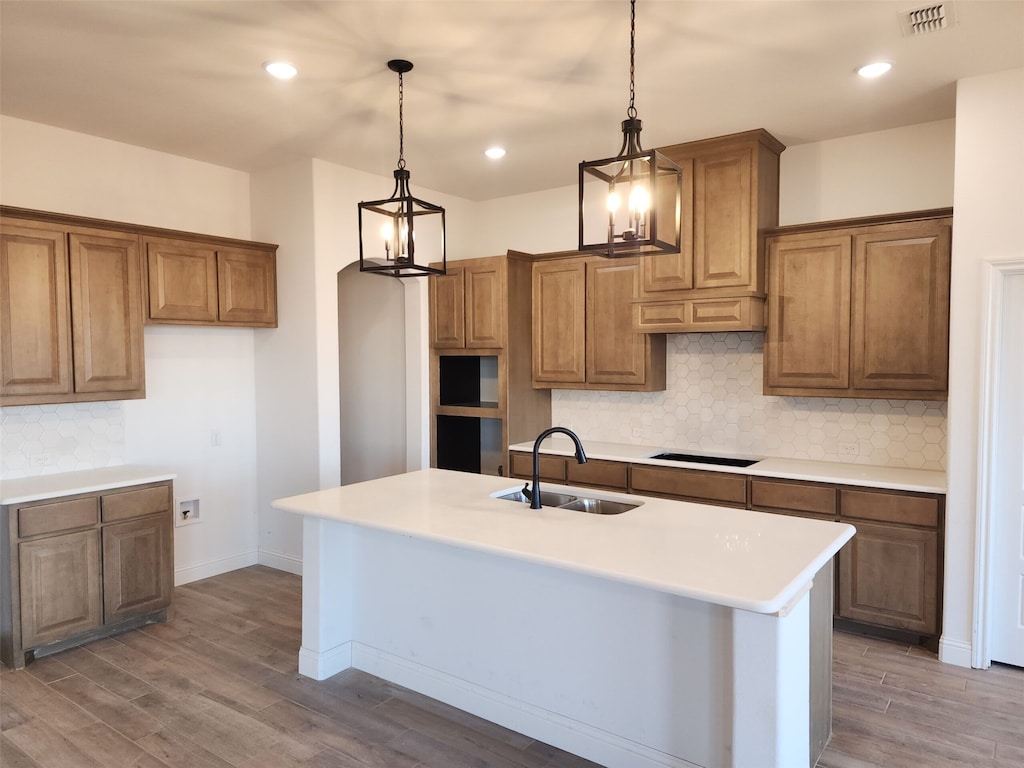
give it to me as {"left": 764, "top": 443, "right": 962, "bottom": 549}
{"left": 1, "top": 1, "right": 1022, "bottom": 201}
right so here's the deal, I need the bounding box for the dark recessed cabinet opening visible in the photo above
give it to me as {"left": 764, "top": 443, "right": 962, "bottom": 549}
{"left": 439, "top": 355, "right": 498, "bottom": 407}
{"left": 436, "top": 415, "right": 503, "bottom": 475}
{"left": 650, "top": 452, "right": 759, "bottom": 468}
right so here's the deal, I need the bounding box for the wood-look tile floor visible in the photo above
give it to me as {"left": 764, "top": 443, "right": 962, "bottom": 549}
{"left": 0, "top": 566, "right": 1021, "bottom": 768}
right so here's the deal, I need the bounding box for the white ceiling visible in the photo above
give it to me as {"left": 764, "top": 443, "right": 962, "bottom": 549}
{"left": 2, "top": 1, "right": 1022, "bottom": 201}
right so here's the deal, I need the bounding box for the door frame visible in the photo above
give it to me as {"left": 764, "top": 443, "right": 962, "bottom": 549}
{"left": 972, "top": 257, "right": 1024, "bottom": 668}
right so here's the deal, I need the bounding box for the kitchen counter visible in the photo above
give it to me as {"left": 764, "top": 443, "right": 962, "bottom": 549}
{"left": 0, "top": 465, "right": 177, "bottom": 505}
{"left": 509, "top": 437, "right": 947, "bottom": 494}
{"left": 274, "top": 468, "right": 852, "bottom": 768}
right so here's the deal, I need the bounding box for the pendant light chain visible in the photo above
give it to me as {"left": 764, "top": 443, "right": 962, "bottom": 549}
{"left": 397, "top": 70, "right": 406, "bottom": 170}
{"left": 627, "top": 0, "right": 637, "bottom": 120}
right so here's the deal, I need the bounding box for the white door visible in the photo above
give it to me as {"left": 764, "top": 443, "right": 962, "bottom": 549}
{"left": 990, "top": 271, "right": 1024, "bottom": 667}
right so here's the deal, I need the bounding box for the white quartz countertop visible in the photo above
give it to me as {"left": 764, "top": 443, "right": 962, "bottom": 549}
{"left": 272, "top": 468, "right": 854, "bottom": 615}
{"left": 508, "top": 438, "right": 946, "bottom": 494}
{"left": 0, "top": 465, "right": 177, "bottom": 505}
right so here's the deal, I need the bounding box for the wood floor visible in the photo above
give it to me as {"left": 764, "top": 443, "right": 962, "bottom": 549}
{"left": 1, "top": 566, "right": 1021, "bottom": 768}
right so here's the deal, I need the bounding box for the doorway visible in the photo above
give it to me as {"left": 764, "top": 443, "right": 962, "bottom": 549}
{"left": 974, "top": 260, "right": 1024, "bottom": 669}
{"left": 337, "top": 264, "right": 408, "bottom": 485}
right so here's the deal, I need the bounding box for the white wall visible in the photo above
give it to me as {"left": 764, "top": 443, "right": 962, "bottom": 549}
{"left": 0, "top": 116, "right": 260, "bottom": 584}
{"left": 944, "top": 67, "right": 1024, "bottom": 667}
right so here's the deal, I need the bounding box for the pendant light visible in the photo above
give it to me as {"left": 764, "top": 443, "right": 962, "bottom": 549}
{"left": 359, "top": 59, "right": 446, "bottom": 277}
{"left": 578, "top": 0, "right": 682, "bottom": 258}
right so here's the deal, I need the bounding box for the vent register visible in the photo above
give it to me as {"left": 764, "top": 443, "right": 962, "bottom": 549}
{"left": 901, "top": 3, "right": 957, "bottom": 36}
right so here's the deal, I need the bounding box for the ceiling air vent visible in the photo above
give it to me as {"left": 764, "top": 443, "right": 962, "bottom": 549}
{"left": 900, "top": 3, "right": 958, "bottom": 36}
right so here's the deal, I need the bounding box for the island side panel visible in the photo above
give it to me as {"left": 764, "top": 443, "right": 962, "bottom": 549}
{"left": 347, "top": 525, "right": 754, "bottom": 768}
{"left": 298, "top": 516, "right": 355, "bottom": 679}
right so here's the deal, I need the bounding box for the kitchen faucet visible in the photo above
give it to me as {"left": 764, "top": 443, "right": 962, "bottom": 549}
{"left": 525, "top": 427, "right": 588, "bottom": 510}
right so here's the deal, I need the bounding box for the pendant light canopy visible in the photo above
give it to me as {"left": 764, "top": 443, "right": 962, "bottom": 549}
{"left": 578, "top": 0, "right": 682, "bottom": 258}
{"left": 359, "top": 59, "right": 446, "bottom": 277}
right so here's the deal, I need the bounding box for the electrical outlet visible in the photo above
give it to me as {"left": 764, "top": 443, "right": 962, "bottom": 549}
{"left": 176, "top": 498, "right": 202, "bottom": 527}
{"left": 30, "top": 453, "right": 54, "bottom": 467}
{"left": 838, "top": 443, "right": 858, "bottom": 456}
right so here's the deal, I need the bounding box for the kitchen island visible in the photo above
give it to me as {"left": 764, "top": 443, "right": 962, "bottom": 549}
{"left": 272, "top": 468, "right": 855, "bottom": 768}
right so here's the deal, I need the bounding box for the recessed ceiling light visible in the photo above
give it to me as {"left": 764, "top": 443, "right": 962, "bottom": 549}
{"left": 263, "top": 61, "right": 297, "bottom": 80}
{"left": 857, "top": 62, "right": 892, "bottom": 79}
{"left": 485, "top": 147, "right": 506, "bottom": 160}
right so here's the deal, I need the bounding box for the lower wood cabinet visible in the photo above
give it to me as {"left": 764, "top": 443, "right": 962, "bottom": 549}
{"left": 509, "top": 454, "right": 629, "bottom": 492}
{"left": 1, "top": 480, "right": 174, "bottom": 669}
{"left": 630, "top": 464, "right": 748, "bottom": 507}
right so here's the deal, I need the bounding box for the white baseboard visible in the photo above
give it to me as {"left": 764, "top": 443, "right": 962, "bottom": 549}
{"left": 939, "top": 636, "right": 973, "bottom": 668}
{"left": 174, "top": 550, "right": 258, "bottom": 585}
{"left": 257, "top": 549, "right": 303, "bottom": 575}
{"left": 351, "top": 643, "right": 697, "bottom": 768}
{"left": 298, "top": 641, "right": 352, "bottom": 681}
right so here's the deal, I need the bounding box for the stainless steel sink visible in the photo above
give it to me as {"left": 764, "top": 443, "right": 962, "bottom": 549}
{"left": 559, "top": 497, "right": 637, "bottom": 515}
{"left": 496, "top": 489, "right": 579, "bottom": 507}
{"left": 494, "top": 489, "right": 639, "bottom": 514}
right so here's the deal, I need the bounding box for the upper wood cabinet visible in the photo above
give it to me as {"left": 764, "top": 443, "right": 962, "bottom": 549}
{"left": 144, "top": 237, "right": 277, "bottom": 327}
{"left": 764, "top": 211, "right": 951, "bottom": 400}
{"left": 632, "top": 129, "right": 785, "bottom": 334}
{"left": 1, "top": 216, "right": 145, "bottom": 406}
{"left": 532, "top": 256, "right": 665, "bottom": 391}
{"left": 429, "top": 258, "right": 506, "bottom": 349}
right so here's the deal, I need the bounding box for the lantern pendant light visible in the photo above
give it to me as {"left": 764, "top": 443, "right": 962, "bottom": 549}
{"left": 359, "top": 59, "right": 446, "bottom": 277}
{"left": 578, "top": 0, "right": 682, "bottom": 258}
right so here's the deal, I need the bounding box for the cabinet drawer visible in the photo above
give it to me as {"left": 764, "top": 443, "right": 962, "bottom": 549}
{"left": 751, "top": 479, "right": 836, "bottom": 518}
{"left": 566, "top": 459, "right": 628, "bottom": 491}
{"left": 630, "top": 465, "right": 747, "bottom": 506}
{"left": 840, "top": 489, "right": 940, "bottom": 528}
{"left": 509, "top": 452, "right": 566, "bottom": 482}
{"left": 18, "top": 496, "right": 99, "bottom": 538}
{"left": 101, "top": 483, "right": 172, "bottom": 523}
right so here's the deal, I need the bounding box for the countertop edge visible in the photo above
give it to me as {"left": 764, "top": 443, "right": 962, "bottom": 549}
{"left": 0, "top": 465, "right": 178, "bottom": 505}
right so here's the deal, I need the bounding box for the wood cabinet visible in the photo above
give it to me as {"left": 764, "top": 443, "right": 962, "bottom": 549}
{"left": 630, "top": 464, "right": 748, "bottom": 507}
{"left": 509, "top": 454, "right": 629, "bottom": 492}
{"left": 765, "top": 210, "right": 951, "bottom": 399}
{"left": 429, "top": 254, "right": 551, "bottom": 476}
{"left": 1, "top": 216, "right": 145, "bottom": 406}
{"left": 430, "top": 259, "right": 506, "bottom": 349}
{"left": 144, "top": 236, "right": 277, "bottom": 327}
{"left": 1, "top": 480, "right": 173, "bottom": 669}
{"left": 632, "top": 129, "right": 785, "bottom": 333}
{"left": 532, "top": 255, "right": 665, "bottom": 391}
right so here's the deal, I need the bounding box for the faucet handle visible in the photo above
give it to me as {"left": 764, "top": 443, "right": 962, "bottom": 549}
{"left": 521, "top": 482, "right": 533, "bottom": 502}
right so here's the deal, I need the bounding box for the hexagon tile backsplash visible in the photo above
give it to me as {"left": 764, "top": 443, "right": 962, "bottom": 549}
{"left": 1, "top": 402, "right": 125, "bottom": 479}
{"left": 553, "top": 332, "right": 947, "bottom": 470}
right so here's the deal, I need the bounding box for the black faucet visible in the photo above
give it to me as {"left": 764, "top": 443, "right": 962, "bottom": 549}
{"left": 524, "top": 427, "right": 587, "bottom": 509}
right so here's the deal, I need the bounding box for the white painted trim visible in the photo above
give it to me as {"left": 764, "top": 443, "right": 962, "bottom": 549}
{"left": 351, "top": 643, "right": 700, "bottom": 768}
{"left": 174, "top": 550, "right": 258, "bottom": 585}
{"left": 972, "top": 257, "right": 1024, "bottom": 669}
{"left": 257, "top": 548, "right": 303, "bottom": 575}
{"left": 939, "top": 636, "right": 974, "bottom": 669}
{"left": 298, "top": 641, "right": 352, "bottom": 681}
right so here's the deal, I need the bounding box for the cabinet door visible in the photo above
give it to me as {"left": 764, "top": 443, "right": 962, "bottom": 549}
{"left": 850, "top": 222, "right": 950, "bottom": 393}
{"left": 765, "top": 234, "right": 852, "bottom": 391}
{"left": 641, "top": 157, "right": 695, "bottom": 294}
{"left": 430, "top": 267, "right": 465, "bottom": 348}
{"left": 586, "top": 259, "right": 648, "bottom": 385}
{"left": 693, "top": 146, "right": 754, "bottom": 290}
{"left": 19, "top": 530, "right": 102, "bottom": 648}
{"left": 102, "top": 515, "right": 173, "bottom": 623}
{"left": 68, "top": 229, "right": 145, "bottom": 396}
{"left": 218, "top": 248, "right": 277, "bottom": 326}
{"left": 144, "top": 238, "right": 218, "bottom": 322}
{"left": 0, "top": 221, "right": 72, "bottom": 399}
{"left": 465, "top": 262, "right": 506, "bottom": 348}
{"left": 532, "top": 260, "right": 586, "bottom": 384}
{"left": 837, "top": 522, "right": 938, "bottom": 635}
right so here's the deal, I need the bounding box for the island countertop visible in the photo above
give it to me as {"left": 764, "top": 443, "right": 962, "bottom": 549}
{"left": 272, "top": 468, "right": 854, "bottom": 615}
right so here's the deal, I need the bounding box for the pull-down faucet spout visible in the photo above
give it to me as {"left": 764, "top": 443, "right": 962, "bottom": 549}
{"left": 525, "top": 427, "right": 588, "bottom": 510}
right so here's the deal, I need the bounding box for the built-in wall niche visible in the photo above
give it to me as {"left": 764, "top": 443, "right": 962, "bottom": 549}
{"left": 436, "top": 414, "right": 504, "bottom": 475}
{"left": 438, "top": 355, "right": 499, "bottom": 407}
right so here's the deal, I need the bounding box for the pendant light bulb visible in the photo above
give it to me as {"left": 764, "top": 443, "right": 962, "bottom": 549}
{"left": 629, "top": 184, "right": 650, "bottom": 215}
{"left": 607, "top": 191, "right": 622, "bottom": 213}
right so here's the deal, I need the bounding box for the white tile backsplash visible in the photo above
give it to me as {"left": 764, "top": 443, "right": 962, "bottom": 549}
{"left": 1, "top": 402, "right": 125, "bottom": 479}
{"left": 552, "top": 332, "right": 947, "bottom": 470}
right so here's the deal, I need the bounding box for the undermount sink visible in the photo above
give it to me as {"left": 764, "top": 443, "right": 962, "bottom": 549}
{"left": 494, "top": 489, "right": 639, "bottom": 515}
